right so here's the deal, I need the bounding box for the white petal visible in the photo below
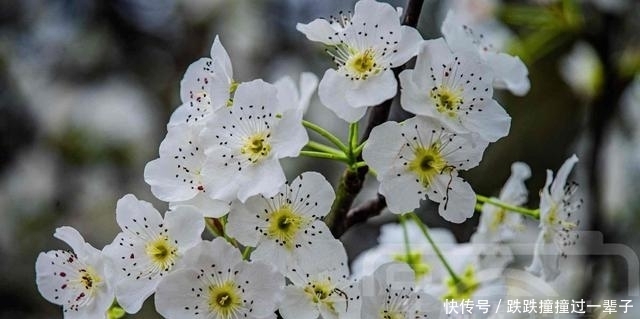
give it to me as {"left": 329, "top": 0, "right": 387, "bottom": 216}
{"left": 296, "top": 19, "right": 342, "bottom": 45}
{"left": 115, "top": 194, "right": 164, "bottom": 239}
{"left": 298, "top": 72, "right": 319, "bottom": 113}
{"left": 398, "top": 69, "right": 438, "bottom": 117}
{"left": 499, "top": 161, "right": 531, "bottom": 205}
{"left": 550, "top": 154, "right": 578, "bottom": 201}
{"left": 440, "top": 10, "right": 478, "bottom": 53}
{"left": 486, "top": 52, "right": 530, "bottom": 96}
{"left": 526, "top": 230, "right": 561, "bottom": 281}
{"left": 182, "top": 238, "right": 242, "bottom": 270}
{"left": 389, "top": 26, "right": 423, "bottom": 67}
{"left": 236, "top": 158, "right": 286, "bottom": 202}
{"left": 170, "top": 193, "right": 230, "bottom": 218}
{"left": 145, "top": 124, "right": 206, "bottom": 202}
{"left": 279, "top": 286, "right": 319, "bottom": 319}
{"left": 463, "top": 99, "right": 511, "bottom": 142}
{"left": 210, "top": 35, "right": 233, "bottom": 80}
{"left": 53, "top": 226, "right": 95, "bottom": 260}
{"left": 200, "top": 155, "right": 242, "bottom": 202}
{"left": 271, "top": 109, "right": 307, "bottom": 158}
{"left": 379, "top": 171, "right": 425, "bottom": 214}
{"left": 165, "top": 206, "right": 204, "bottom": 251}
{"left": 432, "top": 174, "right": 476, "bottom": 223}
{"left": 114, "top": 273, "right": 157, "bottom": 313}
{"left": 288, "top": 171, "right": 335, "bottom": 219}
{"left": 235, "top": 261, "right": 284, "bottom": 317}
{"left": 345, "top": 70, "right": 397, "bottom": 108}
{"left": 274, "top": 75, "right": 299, "bottom": 113}
{"left": 144, "top": 158, "right": 199, "bottom": 202}
{"left": 250, "top": 239, "right": 292, "bottom": 274}
{"left": 362, "top": 120, "right": 403, "bottom": 178}
{"left": 318, "top": 69, "right": 367, "bottom": 122}
{"left": 154, "top": 268, "right": 210, "bottom": 319}
{"left": 226, "top": 197, "right": 266, "bottom": 247}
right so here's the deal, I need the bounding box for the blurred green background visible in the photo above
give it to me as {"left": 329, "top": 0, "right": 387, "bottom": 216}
{"left": 1, "top": 0, "right": 639, "bottom": 317}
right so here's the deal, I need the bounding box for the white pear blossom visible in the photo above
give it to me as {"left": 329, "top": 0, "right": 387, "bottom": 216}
{"left": 169, "top": 35, "right": 234, "bottom": 126}
{"left": 35, "top": 227, "right": 114, "bottom": 319}
{"left": 274, "top": 72, "right": 319, "bottom": 114}
{"left": 144, "top": 123, "right": 230, "bottom": 217}
{"left": 102, "top": 194, "right": 205, "bottom": 313}
{"left": 200, "top": 79, "right": 307, "bottom": 202}
{"left": 441, "top": 10, "right": 530, "bottom": 96}
{"left": 363, "top": 116, "right": 488, "bottom": 222}
{"left": 472, "top": 162, "right": 531, "bottom": 243}
{"left": 297, "top": 0, "right": 423, "bottom": 122}
{"left": 226, "top": 172, "right": 338, "bottom": 273}
{"left": 527, "top": 155, "right": 582, "bottom": 281}
{"left": 352, "top": 222, "right": 456, "bottom": 286}
{"left": 280, "top": 240, "right": 360, "bottom": 319}
{"left": 399, "top": 38, "right": 511, "bottom": 142}
{"left": 359, "top": 262, "right": 442, "bottom": 319}
{"left": 423, "top": 242, "right": 512, "bottom": 311}
{"left": 154, "top": 238, "right": 284, "bottom": 319}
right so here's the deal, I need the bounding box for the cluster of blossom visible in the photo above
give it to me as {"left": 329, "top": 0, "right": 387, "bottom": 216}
{"left": 35, "top": 0, "right": 584, "bottom": 318}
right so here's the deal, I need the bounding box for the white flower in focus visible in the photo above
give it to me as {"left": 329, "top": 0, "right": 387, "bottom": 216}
{"left": 170, "top": 36, "right": 234, "bottom": 126}
{"left": 527, "top": 155, "right": 582, "bottom": 281}
{"left": 359, "top": 262, "right": 441, "bottom": 319}
{"left": 155, "top": 238, "right": 284, "bottom": 319}
{"left": 352, "top": 222, "right": 456, "bottom": 286}
{"left": 441, "top": 10, "right": 530, "bottom": 96}
{"left": 297, "top": 0, "right": 423, "bottom": 122}
{"left": 200, "top": 79, "right": 308, "bottom": 202}
{"left": 400, "top": 38, "right": 511, "bottom": 142}
{"left": 226, "top": 172, "right": 337, "bottom": 273}
{"left": 144, "top": 124, "right": 230, "bottom": 217}
{"left": 472, "top": 162, "right": 531, "bottom": 243}
{"left": 102, "top": 194, "right": 205, "bottom": 313}
{"left": 35, "top": 227, "right": 114, "bottom": 319}
{"left": 280, "top": 240, "right": 361, "bottom": 319}
{"left": 363, "top": 116, "right": 488, "bottom": 222}
{"left": 274, "top": 72, "right": 319, "bottom": 114}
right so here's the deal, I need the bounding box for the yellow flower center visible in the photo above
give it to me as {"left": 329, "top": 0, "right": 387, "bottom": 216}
{"left": 392, "top": 251, "right": 431, "bottom": 280}
{"left": 408, "top": 145, "right": 447, "bottom": 187}
{"left": 76, "top": 267, "right": 102, "bottom": 294}
{"left": 145, "top": 236, "right": 177, "bottom": 271}
{"left": 208, "top": 281, "right": 242, "bottom": 318}
{"left": 304, "top": 280, "right": 334, "bottom": 308}
{"left": 241, "top": 132, "right": 271, "bottom": 163}
{"left": 442, "top": 265, "right": 479, "bottom": 301}
{"left": 381, "top": 310, "right": 406, "bottom": 319}
{"left": 267, "top": 206, "right": 306, "bottom": 250}
{"left": 345, "top": 48, "right": 380, "bottom": 80}
{"left": 490, "top": 208, "right": 507, "bottom": 232}
{"left": 430, "top": 85, "right": 463, "bottom": 118}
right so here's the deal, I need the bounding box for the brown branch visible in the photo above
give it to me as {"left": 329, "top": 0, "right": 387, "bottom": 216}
{"left": 325, "top": 0, "right": 424, "bottom": 238}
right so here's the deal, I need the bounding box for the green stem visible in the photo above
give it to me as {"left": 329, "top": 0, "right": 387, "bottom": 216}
{"left": 399, "top": 214, "right": 412, "bottom": 260}
{"left": 305, "top": 141, "right": 345, "bottom": 157}
{"left": 242, "top": 246, "right": 253, "bottom": 260}
{"left": 408, "top": 213, "right": 461, "bottom": 284}
{"left": 353, "top": 161, "right": 368, "bottom": 169}
{"left": 348, "top": 122, "right": 359, "bottom": 159}
{"left": 353, "top": 141, "right": 366, "bottom": 157}
{"left": 300, "top": 150, "right": 349, "bottom": 162}
{"left": 303, "top": 120, "right": 349, "bottom": 154}
{"left": 475, "top": 203, "right": 484, "bottom": 212}
{"left": 476, "top": 195, "right": 540, "bottom": 219}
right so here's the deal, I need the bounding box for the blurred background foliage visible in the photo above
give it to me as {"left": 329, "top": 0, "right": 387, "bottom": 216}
{"left": 0, "top": 0, "right": 639, "bottom": 317}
